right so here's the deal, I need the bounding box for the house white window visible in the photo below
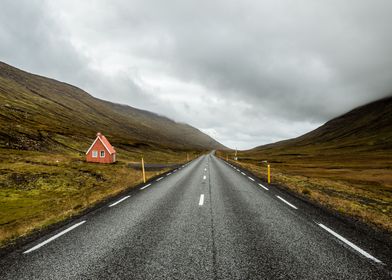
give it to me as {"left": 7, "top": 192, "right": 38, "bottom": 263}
{"left": 100, "top": 150, "right": 105, "bottom": 157}
{"left": 92, "top": 150, "right": 98, "bottom": 158}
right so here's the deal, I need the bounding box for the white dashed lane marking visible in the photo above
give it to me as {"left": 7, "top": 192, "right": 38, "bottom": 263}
{"left": 140, "top": 183, "right": 151, "bottom": 190}
{"left": 258, "top": 183, "right": 269, "bottom": 191}
{"left": 276, "top": 196, "right": 298, "bottom": 209}
{"left": 109, "top": 195, "right": 131, "bottom": 207}
{"left": 199, "top": 194, "right": 205, "bottom": 206}
{"left": 24, "top": 221, "right": 86, "bottom": 254}
{"left": 317, "top": 223, "right": 382, "bottom": 264}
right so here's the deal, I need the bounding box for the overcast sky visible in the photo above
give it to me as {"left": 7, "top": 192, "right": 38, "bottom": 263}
{"left": 1, "top": 0, "right": 391, "bottom": 149}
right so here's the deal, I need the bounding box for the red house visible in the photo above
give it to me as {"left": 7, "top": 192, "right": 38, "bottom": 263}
{"left": 86, "top": 132, "right": 116, "bottom": 163}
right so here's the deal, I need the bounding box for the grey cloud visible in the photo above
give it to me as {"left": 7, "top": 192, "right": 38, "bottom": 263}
{"left": 1, "top": 0, "right": 391, "bottom": 149}
{"left": 0, "top": 0, "right": 86, "bottom": 82}
{"left": 0, "top": 0, "right": 150, "bottom": 112}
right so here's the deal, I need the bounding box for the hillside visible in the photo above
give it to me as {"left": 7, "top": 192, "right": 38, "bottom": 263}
{"left": 253, "top": 96, "right": 392, "bottom": 152}
{"left": 0, "top": 61, "right": 225, "bottom": 153}
{"left": 219, "top": 97, "right": 392, "bottom": 233}
{"left": 0, "top": 61, "right": 224, "bottom": 248}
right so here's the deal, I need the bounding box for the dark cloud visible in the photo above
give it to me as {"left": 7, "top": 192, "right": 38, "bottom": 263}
{"left": 1, "top": 0, "right": 391, "bottom": 149}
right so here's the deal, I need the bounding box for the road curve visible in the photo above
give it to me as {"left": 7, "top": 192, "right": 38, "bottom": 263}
{"left": 0, "top": 154, "right": 391, "bottom": 279}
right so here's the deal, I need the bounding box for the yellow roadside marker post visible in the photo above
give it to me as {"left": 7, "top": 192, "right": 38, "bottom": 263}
{"left": 142, "top": 157, "right": 146, "bottom": 183}
{"left": 262, "top": 160, "right": 271, "bottom": 184}
{"left": 267, "top": 164, "right": 271, "bottom": 184}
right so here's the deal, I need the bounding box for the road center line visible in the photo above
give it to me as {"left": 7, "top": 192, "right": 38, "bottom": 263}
{"left": 23, "top": 221, "right": 86, "bottom": 254}
{"left": 203, "top": 175, "right": 207, "bottom": 180}
{"left": 258, "top": 183, "right": 269, "bottom": 190}
{"left": 140, "top": 183, "right": 151, "bottom": 190}
{"left": 317, "top": 223, "right": 382, "bottom": 263}
{"left": 199, "top": 194, "right": 205, "bottom": 206}
{"left": 109, "top": 195, "right": 131, "bottom": 207}
{"left": 248, "top": 176, "right": 255, "bottom": 181}
{"left": 156, "top": 177, "right": 163, "bottom": 181}
{"left": 276, "top": 195, "right": 298, "bottom": 209}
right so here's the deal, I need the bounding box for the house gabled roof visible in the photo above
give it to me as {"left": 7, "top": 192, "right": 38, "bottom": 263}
{"left": 86, "top": 133, "right": 116, "bottom": 155}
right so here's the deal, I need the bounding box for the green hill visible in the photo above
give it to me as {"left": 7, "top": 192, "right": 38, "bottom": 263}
{"left": 0, "top": 61, "right": 224, "bottom": 248}
{"left": 0, "top": 61, "right": 225, "bottom": 154}
{"left": 221, "top": 97, "right": 392, "bottom": 233}
{"left": 253, "top": 96, "right": 392, "bottom": 153}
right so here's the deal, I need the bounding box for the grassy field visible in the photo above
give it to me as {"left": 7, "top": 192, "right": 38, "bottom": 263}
{"left": 217, "top": 149, "right": 392, "bottom": 233}
{"left": 216, "top": 97, "right": 392, "bottom": 233}
{"left": 0, "top": 147, "right": 202, "bottom": 248}
{"left": 0, "top": 60, "right": 217, "bottom": 248}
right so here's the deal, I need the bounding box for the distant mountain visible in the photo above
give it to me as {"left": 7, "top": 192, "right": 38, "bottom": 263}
{"left": 252, "top": 96, "right": 392, "bottom": 153}
{"left": 0, "top": 61, "right": 225, "bottom": 153}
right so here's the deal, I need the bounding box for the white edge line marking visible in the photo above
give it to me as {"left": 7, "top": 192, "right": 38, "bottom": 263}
{"left": 166, "top": 172, "right": 172, "bottom": 176}
{"left": 318, "top": 223, "right": 382, "bottom": 263}
{"left": 199, "top": 194, "right": 205, "bottom": 206}
{"left": 276, "top": 195, "right": 298, "bottom": 209}
{"left": 109, "top": 195, "right": 131, "bottom": 207}
{"left": 156, "top": 177, "right": 164, "bottom": 181}
{"left": 241, "top": 172, "right": 246, "bottom": 175}
{"left": 24, "top": 221, "right": 86, "bottom": 254}
{"left": 258, "top": 183, "right": 269, "bottom": 190}
{"left": 248, "top": 176, "right": 255, "bottom": 181}
{"left": 140, "top": 183, "right": 151, "bottom": 190}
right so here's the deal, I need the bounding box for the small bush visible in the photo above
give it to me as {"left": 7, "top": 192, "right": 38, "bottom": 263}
{"left": 302, "top": 188, "right": 311, "bottom": 195}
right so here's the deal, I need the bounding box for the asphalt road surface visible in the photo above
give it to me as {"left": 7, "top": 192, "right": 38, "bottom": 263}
{"left": 1, "top": 154, "right": 391, "bottom": 279}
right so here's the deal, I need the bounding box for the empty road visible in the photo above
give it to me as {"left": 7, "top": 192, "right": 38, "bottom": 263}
{"left": 1, "top": 154, "right": 391, "bottom": 279}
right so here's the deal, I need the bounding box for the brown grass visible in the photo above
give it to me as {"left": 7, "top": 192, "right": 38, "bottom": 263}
{"left": 0, "top": 147, "right": 191, "bottom": 247}
{"left": 217, "top": 150, "right": 392, "bottom": 233}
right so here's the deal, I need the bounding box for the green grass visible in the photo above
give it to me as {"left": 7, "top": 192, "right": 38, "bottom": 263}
{"left": 0, "top": 61, "right": 225, "bottom": 152}
{"left": 217, "top": 148, "right": 392, "bottom": 233}
{"left": 0, "top": 61, "right": 214, "bottom": 247}
{"left": 217, "top": 97, "right": 392, "bottom": 233}
{"left": 0, "top": 147, "right": 200, "bottom": 247}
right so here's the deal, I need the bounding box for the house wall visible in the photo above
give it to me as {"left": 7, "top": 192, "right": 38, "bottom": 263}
{"left": 86, "top": 139, "right": 115, "bottom": 163}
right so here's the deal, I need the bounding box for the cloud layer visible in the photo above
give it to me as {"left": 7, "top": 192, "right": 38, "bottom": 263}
{"left": 1, "top": 0, "right": 391, "bottom": 149}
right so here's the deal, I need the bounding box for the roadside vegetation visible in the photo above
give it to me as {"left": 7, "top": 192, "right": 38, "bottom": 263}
{"left": 0, "top": 61, "right": 214, "bottom": 248}
{"left": 0, "top": 147, "right": 201, "bottom": 248}
{"left": 217, "top": 148, "right": 392, "bottom": 233}
{"left": 217, "top": 97, "right": 392, "bottom": 233}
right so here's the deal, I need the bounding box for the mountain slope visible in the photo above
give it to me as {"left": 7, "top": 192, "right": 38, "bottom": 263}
{"left": 0, "top": 61, "right": 224, "bottom": 247}
{"left": 253, "top": 96, "right": 392, "bottom": 152}
{"left": 222, "top": 97, "right": 392, "bottom": 233}
{"left": 0, "top": 61, "right": 225, "bottom": 153}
